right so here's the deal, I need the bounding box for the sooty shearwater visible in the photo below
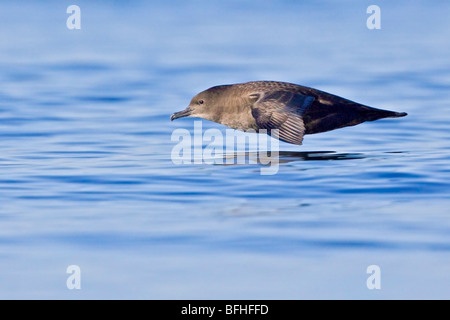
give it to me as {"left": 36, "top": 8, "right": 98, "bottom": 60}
{"left": 171, "top": 81, "right": 407, "bottom": 145}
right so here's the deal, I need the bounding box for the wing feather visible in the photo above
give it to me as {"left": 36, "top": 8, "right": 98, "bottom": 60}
{"left": 250, "top": 91, "right": 314, "bottom": 145}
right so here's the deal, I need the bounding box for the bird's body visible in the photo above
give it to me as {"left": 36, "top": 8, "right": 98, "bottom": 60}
{"left": 171, "top": 81, "right": 407, "bottom": 145}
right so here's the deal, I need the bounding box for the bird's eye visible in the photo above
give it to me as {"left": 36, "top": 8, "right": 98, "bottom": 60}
{"left": 198, "top": 99, "right": 204, "bottom": 105}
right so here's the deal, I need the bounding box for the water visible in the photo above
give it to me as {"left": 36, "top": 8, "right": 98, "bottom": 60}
{"left": 0, "top": 0, "right": 449, "bottom": 299}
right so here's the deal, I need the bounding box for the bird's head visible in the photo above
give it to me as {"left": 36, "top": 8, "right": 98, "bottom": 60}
{"left": 170, "top": 85, "right": 230, "bottom": 122}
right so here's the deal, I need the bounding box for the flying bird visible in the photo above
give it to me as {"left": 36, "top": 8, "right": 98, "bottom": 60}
{"left": 171, "top": 81, "right": 407, "bottom": 145}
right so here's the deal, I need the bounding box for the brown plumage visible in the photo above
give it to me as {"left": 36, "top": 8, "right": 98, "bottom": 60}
{"left": 171, "top": 81, "right": 407, "bottom": 145}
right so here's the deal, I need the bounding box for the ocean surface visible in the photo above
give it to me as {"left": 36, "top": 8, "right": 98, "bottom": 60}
{"left": 0, "top": 0, "right": 449, "bottom": 299}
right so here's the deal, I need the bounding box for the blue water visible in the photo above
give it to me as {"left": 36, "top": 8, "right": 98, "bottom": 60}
{"left": 1, "top": 0, "right": 450, "bottom": 299}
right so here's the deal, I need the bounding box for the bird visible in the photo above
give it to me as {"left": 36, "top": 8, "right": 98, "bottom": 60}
{"left": 170, "top": 81, "right": 407, "bottom": 145}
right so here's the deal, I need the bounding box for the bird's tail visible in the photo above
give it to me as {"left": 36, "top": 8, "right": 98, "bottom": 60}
{"left": 364, "top": 108, "right": 407, "bottom": 121}
{"left": 303, "top": 103, "right": 407, "bottom": 135}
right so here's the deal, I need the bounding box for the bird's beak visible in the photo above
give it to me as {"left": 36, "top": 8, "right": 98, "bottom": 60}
{"left": 170, "top": 107, "right": 192, "bottom": 121}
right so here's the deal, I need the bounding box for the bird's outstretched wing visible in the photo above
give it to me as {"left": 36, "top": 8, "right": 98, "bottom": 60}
{"left": 250, "top": 90, "right": 315, "bottom": 145}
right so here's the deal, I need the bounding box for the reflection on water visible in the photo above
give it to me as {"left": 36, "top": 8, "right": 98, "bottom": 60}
{"left": 213, "top": 150, "right": 366, "bottom": 165}
{"left": 0, "top": 0, "right": 450, "bottom": 299}
{"left": 276, "top": 151, "right": 366, "bottom": 162}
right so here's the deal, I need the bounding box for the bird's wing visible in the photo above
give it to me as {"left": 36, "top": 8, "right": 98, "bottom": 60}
{"left": 250, "top": 90, "right": 315, "bottom": 145}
